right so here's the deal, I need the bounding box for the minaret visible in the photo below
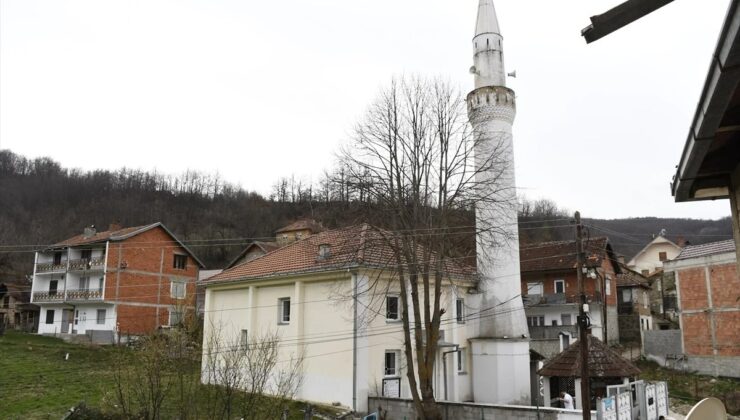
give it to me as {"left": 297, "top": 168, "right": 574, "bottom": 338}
{"left": 467, "top": 0, "right": 531, "bottom": 405}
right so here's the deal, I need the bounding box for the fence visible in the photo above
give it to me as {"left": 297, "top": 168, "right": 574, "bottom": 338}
{"left": 368, "top": 397, "right": 595, "bottom": 420}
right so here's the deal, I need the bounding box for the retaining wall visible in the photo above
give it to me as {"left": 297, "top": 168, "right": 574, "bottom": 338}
{"left": 368, "top": 397, "right": 595, "bottom": 420}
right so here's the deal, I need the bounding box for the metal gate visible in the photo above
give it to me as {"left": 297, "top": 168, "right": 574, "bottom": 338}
{"left": 597, "top": 391, "right": 632, "bottom": 420}
{"left": 645, "top": 383, "right": 657, "bottom": 420}
{"left": 655, "top": 382, "right": 669, "bottom": 418}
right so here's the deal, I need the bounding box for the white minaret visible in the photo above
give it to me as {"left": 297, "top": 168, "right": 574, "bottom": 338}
{"left": 467, "top": 0, "right": 531, "bottom": 405}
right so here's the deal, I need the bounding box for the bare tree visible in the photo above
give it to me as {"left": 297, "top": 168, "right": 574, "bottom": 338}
{"left": 339, "top": 76, "right": 513, "bottom": 419}
{"left": 201, "top": 321, "right": 305, "bottom": 420}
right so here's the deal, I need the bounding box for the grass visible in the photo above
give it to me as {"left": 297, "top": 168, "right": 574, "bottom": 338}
{"left": 636, "top": 360, "right": 740, "bottom": 415}
{"left": 0, "top": 331, "right": 343, "bottom": 419}
{"left": 0, "top": 330, "right": 119, "bottom": 419}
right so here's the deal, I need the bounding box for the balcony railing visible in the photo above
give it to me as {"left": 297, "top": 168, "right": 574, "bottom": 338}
{"left": 35, "top": 262, "right": 67, "bottom": 273}
{"left": 33, "top": 291, "right": 65, "bottom": 302}
{"left": 65, "top": 289, "right": 103, "bottom": 301}
{"left": 529, "top": 324, "right": 579, "bottom": 340}
{"left": 524, "top": 292, "right": 604, "bottom": 306}
{"left": 68, "top": 257, "right": 105, "bottom": 271}
{"left": 32, "top": 289, "right": 103, "bottom": 302}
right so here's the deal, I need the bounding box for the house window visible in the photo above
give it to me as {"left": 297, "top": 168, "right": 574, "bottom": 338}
{"left": 241, "top": 329, "right": 249, "bottom": 350}
{"left": 456, "top": 298, "right": 465, "bottom": 323}
{"left": 173, "top": 254, "right": 187, "bottom": 270}
{"left": 527, "top": 282, "right": 543, "bottom": 295}
{"left": 169, "top": 309, "right": 183, "bottom": 326}
{"left": 278, "top": 297, "right": 291, "bottom": 324}
{"left": 384, "top": 350, "right": 400, "bottom": 376}
{"left": 386, "top": 296, "right": 400, "bottom": 321}
{"left": 622, "top": 289, "right": 632, "bottom": 303}
{"left": 79, "top": 276, "right": 90, "bottom": 292}
{"left": 170, "top": 280, "right": 186, "bottom": 299}
{"left": 45, "top": 310, "right": 54, "bottom": 325}
{"left": 49, "top": 280, "right": 58, "bottom": 295}
{"left": 96, "top": 309, "right": 106, "bottom": 325}
{"left": 554, "top": 279, "right": 565, "bottom": 294}
{"left": 605, "top": 276, "right": 612, "bottom": 296}
{"left": 457, "top": 349, "right": 465, "bottom": 373}
{"left": 81, "top": 249, "right": 92, "bottom": 261}
{"left": 561, "top": 314, "right": 572, "bottom": 326}
{"left": 659, "top": 252, "right": 667, "bottom": 262}
{"left": 527, "top": 316, "right": 545, "bottom": 327}
{"left": 318, "top": 244, "right": 331, "bottom": 259}
{"left": 53, "top": 252, "right": 62, "bottom": 266}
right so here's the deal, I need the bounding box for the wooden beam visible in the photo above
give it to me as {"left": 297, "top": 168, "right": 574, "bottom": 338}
{"left": 581, "top": 0, "right": 675, "bottom": 44}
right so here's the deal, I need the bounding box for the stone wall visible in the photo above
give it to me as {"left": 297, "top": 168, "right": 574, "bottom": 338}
{"left": 368, "top": 397, "right": 595, "bottom": 420}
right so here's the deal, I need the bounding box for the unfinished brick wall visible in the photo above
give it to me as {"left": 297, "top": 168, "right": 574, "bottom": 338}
{"left": 105, "top": 226, "right": 198, "bottom": 334}
{"left": 677, "top": 261, "right": 739, "bottom": 357}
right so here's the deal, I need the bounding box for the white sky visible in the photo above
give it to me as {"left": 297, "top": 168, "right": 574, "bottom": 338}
{"left": 0, "top": 0, "right": 733, "bottom": 219}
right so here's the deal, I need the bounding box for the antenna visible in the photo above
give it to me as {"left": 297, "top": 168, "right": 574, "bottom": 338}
{"left": 507, "top": 70, "right": 517, "bottom": 78}
{"left": 685, "top": 397, "right": 727, "bottom": 420}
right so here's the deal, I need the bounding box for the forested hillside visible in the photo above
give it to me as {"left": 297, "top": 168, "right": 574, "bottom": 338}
{"left": 0, "top": 150, "right": 733, "bottom": 277}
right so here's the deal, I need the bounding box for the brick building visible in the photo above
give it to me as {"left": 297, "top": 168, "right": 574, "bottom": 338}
{"left": 662, "top": 239, "right": 740, "bottom": 377}
{"left": 520, "top": 237, "right": 620, "bottom": 358}
{"left": 31, "top": 223, "right": 203, "bottom": 343}
{"left": 615, "top": 270, "right": 653, "bottom": 345}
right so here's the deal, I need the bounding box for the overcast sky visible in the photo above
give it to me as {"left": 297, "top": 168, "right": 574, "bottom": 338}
{"left": 0, "top": 0, "right": 733, "bottom": 220}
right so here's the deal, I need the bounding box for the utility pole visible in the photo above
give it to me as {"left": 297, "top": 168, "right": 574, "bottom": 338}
{"left": 575, "top": 211, "right": 591, "bottom": 420}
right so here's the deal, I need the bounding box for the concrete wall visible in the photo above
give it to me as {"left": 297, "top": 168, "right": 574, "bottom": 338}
{"left": 643, "top": 330, "right": 682, "bottom": 357}
{"left": 368, "top": 397, "right": 595, "bottom": 420}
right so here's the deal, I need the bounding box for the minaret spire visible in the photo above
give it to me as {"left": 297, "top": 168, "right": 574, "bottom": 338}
{"left": 467, "top": 0, "right": 531, "bottom": 406}
{"left": 472, "top": 0, "right": 506, "bottom": 88}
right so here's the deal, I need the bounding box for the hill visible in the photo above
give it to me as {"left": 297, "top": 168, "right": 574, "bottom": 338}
{"left": 0, "top": 150, "right": 733, "bottom": 278}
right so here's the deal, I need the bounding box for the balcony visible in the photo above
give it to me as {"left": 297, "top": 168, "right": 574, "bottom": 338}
{"left": 32, "top": 289, "right": 103, "bottom": 303}
{"left": 68, "top": 257, "right": 105, "bottom": 272}
{"left": 529, "top": 324, "right": 579, "bottom": 340}
{"left": 35, "top": 262, "right": 67, "bottom": 273}
{"left": 524, "top": 292, "right": 604, "bottom": 306}
{"left": 65, "top": 289, "right": 103, "bottom": 301}
{"left": 33, "top": 291, "right": 65, "bottom": 303}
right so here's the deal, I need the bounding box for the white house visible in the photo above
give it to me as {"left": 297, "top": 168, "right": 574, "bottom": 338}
{"left": 201, "top": 225, "right": 478, "bottom": 412}
{"left": 627, "top": 234, "right": 682, "bottom": 276}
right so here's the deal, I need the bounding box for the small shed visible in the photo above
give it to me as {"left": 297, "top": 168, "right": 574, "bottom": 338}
{"left": 538, "top": 335, "right": 640, "bottom": 410}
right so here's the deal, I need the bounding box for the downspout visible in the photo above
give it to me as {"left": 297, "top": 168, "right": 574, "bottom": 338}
{"left": 442, "top": 346, "right": 460, "bottom": 401}
{"left": 352, "top": 271, "right": 358, "bottom": 412}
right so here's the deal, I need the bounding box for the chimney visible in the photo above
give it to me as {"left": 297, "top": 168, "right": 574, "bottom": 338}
{"left": 83, "top": 225, "right": 96, "bottom": 238}
{"left": 618, "top": 255, "right": 625, "bottom": 265}
{"left": 108, "top": 222, "right": 122, "bottom": 232}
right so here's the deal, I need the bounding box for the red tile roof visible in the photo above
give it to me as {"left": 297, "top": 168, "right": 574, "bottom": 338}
{"left": 53, "top": 224, "right": 158, "bottom": 247}
{"left": 538, "top": 335, "right": 641, "bottom": 378}
{"left": 49, "top": 222, "right": 205, "bottom": 267}
{"left": 616, "top": 270, "right": 650, "bottom": 289}
{"left": 675, "top": 239, "right": 736, "bottom": 260}
{"left": 226, "top": 241, "right": 282, "bottom": 269}
{"left": 275, "top": 219, "right": 325, "bottom": 234}
{"left": 520, "top": 237, "right": 616, "bottom": 273}
{"left": 204, "top": 224, "right": 474, "bottom": 285}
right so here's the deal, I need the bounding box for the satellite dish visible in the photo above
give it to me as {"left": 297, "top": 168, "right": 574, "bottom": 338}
{"left": 507, "top": 70, "right": 517, "bottom": 78}
{"left": 469, "top": 66, "right": 477, "bottom": 74}
{"left": 685, "top": 397, "right": 727, "bottom": 420}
